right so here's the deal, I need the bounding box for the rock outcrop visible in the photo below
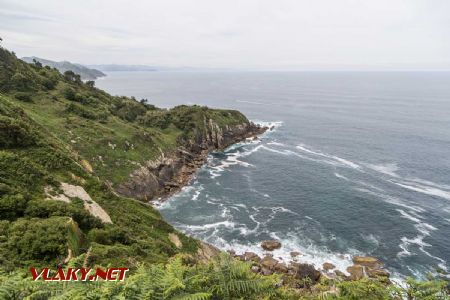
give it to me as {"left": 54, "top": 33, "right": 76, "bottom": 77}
{"left": 115, "top": 120, "right": 267, "bottom": 201}
{"left": 261, "top": 240, "right": 282, "bottom": 251}
{"left": 45, "top": 183, "right": 112, "bottom": 224}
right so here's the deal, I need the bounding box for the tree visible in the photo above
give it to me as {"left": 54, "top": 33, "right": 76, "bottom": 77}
{"left": 32, "top": 59, "right": 42, "bottom": 68}
{"left": 86, "top": 80, "right": 95, "bottom": 88}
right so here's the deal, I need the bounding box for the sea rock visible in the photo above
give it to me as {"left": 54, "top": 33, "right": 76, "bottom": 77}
{"left": 196, "top": 242, "right": 221, "bottom": 262}
{"left": 261, "top": 240, "right": 282, "bottom": 251}
{"left": 274, "top": 262, "right": 288, "bottom": 273}
{"left": 227, "top": 249, "right": 236, "bottom": 256}
{"left": 322, "top": 262, "right": 336, "bottom": 271}
{"left": 292, "top": 263, "right": 321, "bottom": 283}
{"left": 334, "top": 270, "right": 347, "bottom": 278}
{"left": 367, "top": 268, "right": 390, "bottom": 278}
{"left": 346, "top": 265, "right": 364, "bottom": 280}
{"left": 261, "top": 256, "right": 279, "bottom": 269}
{"left": 244, "top": 251, "right": 261, "bottom": 262}
{"left": 352, "top": 256, "right": 382, "bottom": 268}
{"left": 290, "top": 251, "right": 301, "bottom": 258}
{"left": 261, "top": 267, "right": 273, "bottom": 276}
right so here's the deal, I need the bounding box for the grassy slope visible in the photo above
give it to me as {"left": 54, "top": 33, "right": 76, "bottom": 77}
{"left": 0, "top": 47, "right": 248, "bottom": 271}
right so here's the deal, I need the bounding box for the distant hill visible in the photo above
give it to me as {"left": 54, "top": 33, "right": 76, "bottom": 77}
{"left": 88, "top": 64, "right": 157, "bottom": 72}
{"left": 21, "top": 56, "right": 106, "bottom": 80}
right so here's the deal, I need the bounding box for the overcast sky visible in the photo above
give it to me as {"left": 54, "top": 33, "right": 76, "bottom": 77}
{"left": 1, "top": 0, "right": 449, "bottom": 70}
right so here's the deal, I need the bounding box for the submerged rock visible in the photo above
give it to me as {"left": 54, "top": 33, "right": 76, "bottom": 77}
{"left": 261, "top": 240, "right": 282, "bottom": 251}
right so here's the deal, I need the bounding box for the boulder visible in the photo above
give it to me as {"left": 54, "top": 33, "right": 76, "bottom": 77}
{"left": 290, "top": 251, "right": 301, "bottom": 258}
{"left": 251, "top": 265, "right": 260, "bottom": 273}
{"left": 196, "top": 242, "right": 221, "bottom": 262}
{"left": 261, "top": 240, "right": 282, "bottom": 251}
{"left": 261, "top": 256, "right": 278, "bottom": 270}
{"left": 346, "top": 265, "right": 364, "bottom": 280}
{"left": 322, "top": 262, "right": 336, "bottom": 271}
{"left": 274, "top": 262, "right": 288, "bottom": 273}
{"left": 261, "top": 267, "right": 274, "bottom": 276}
{"left": 334, "top": 270, "right": 347, "bottom": 278}
{"left": 352, "top": 256, "right": 381, "bottom": 268}
{"left": 244, "top": 251, "right": 261, "bottom": 262}
{"left": 367, "top": 268, "right": 390, "bottom": 278}
{"left": 292, "top": 263, "right": 321, "bottom": 283}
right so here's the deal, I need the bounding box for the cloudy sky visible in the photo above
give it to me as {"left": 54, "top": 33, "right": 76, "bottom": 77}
{"left": 1, "top": 0, "right": 449, "bottom": 70}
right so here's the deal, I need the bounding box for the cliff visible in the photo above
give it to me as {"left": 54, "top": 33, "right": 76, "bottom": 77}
{"left": 0, "top": 46, "right": 266, "bottom": 270}
{"left": 116, "top": 120, "right": 266, "bottom": 201}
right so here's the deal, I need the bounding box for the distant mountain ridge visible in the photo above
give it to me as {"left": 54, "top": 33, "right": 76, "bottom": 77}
{"left": 21, "top": 56, "right": 106, "bottom": 80}
{"left": 88, "top": 64, "right": 157, "bottom": 72}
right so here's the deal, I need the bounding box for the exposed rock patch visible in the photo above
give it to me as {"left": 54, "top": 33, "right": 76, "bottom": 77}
{"left": 168, "top": 233, "right": 183, "bottom": 249}
{"left": 45, "top": 183, "right": 112, "bottom": 224}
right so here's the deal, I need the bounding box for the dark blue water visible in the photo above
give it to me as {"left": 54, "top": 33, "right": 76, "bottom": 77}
{"left": 97, "top": 71, "right": 450, "bottom": 279}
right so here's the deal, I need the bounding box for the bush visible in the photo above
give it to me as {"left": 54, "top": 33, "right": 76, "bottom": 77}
{"left": 65, "top": 102, "right": 106, "bottom": 121}
{"left": 14, "top": 92, "right": 32, "bottom": 102}
{"left": 0, "top": 116, "right": 36, "bottom": 148}
{"left": 111, "top": 100, "right": 148, "bottom": 122}
{"left": 25, "top": 199, "right": 103, "bottom": 231}
{"left": 10, "top": 72, "right": 32, "bottom": 91}
{"left": 6, "top": 217, "right": 69, "bottom": 261}
{"left": 63, "top": 87, "right": 76, "bottom": 100}
{"left": 0, "top": 194, "right": 29, "bottom": 221}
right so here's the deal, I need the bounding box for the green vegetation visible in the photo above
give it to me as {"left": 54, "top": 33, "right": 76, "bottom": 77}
{"left": 1, "top": 44, "right": 449, "bottom": 299}
{"left": 0, "top": 255, "right": 449, "bottom": 299}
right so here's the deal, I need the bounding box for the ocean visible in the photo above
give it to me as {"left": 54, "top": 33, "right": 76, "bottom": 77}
{"left": 97, "top": 71, "right": 450, "bottom": 279}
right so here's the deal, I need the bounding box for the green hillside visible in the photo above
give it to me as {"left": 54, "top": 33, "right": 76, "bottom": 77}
{"left": 0, "top": 46, "right": 253, "bottom": 270}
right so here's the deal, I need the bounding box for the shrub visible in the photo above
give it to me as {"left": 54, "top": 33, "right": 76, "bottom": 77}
{"left": 6, "top": 217, "right": 69, "bottom": 261}
{"left": 63, "top": 87, "right": 76, "bottom": 100}
{"left": 0, "top": 116, "right": 36, "bottom": 148}
{"left": 0, "top": 194, "right": 29, "bottom": 221}
{"left": 14, "top": 92, "right": 32, "bottom": 102}
{"left": 10, "top": 72, "right": 32, "bottom": 91}
{"left": 66, "top": 103, "right": 101, "bottom": 120}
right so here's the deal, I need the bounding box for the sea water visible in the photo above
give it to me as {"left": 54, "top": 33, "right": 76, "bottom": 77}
{"left": 97, "top": 71, "right": 450, "bottom": 279}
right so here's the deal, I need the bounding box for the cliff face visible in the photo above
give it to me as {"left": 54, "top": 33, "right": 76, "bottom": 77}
{"left": 115, "top": 120, "right": 267, "bottom": 201}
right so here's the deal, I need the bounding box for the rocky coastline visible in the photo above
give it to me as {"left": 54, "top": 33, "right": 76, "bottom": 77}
{"left": 115, "top": 118, "right": 390, "bottom": 287}
{"left": 115, "top": 119, "right": 268, "bottom": 202}
{"left": 229, "top": 240, "right": 391, "bottom": 286}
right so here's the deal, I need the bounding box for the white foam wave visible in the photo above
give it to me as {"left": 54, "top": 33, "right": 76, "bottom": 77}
{"left": 335, "top": 173, "right": 349, "bottom": 181}
{"left": 355, "top": 188, "right": 425, "bottom": 213}
{"left": 391, "top": 180, "right": 450, "bottom": 201}
{"left": 253, "top": 120, "right": 283, "bottom": 132}
{"left": 366, "top": 163, "right": 399, "bottom": 177}
{"left": 182, "top": 220, "right": 236, "bottom": 231}
{"left": 296, "top": 144, "right": 361, "bottom": 170}
{"left": 215, "top": 232, "right": 357, "bottom": 275}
